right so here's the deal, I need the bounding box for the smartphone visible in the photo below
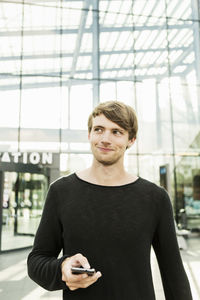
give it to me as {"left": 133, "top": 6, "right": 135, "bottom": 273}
{"left": 71, "top": 267, "right": 96, "bottom": 276}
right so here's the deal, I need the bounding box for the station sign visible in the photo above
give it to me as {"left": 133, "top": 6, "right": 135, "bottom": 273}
{"left": 0, "top": 152, "right": 53, "bottom": 165}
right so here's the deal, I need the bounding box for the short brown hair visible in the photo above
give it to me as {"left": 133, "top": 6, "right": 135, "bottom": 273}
{"left": 88, "top": 100, "right": 138, "bottom": 140}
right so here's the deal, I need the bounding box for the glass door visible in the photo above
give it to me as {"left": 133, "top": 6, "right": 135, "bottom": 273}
{"left": 176, "top": 156, "right": 200, "bottom": 230}
{"left": 1, "top": 172, "right": 48, "bottom": 251}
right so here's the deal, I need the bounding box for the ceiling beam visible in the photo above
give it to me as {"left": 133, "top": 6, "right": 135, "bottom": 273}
{"left": 0, "top": 46, "right": 190, "bottom": 61}
{"left": 69, "top": 0, "right": 91, "bottom": 78}
{"left": 0, "top": 24, "right": 193, "bottom": 37}
{"left": 0, "top": 128, "right": 88, "bottom": 143}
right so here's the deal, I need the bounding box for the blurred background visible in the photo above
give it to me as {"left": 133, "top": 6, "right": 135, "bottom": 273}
{"left": 0, "top": 0, "right": 199, "bottom": 299}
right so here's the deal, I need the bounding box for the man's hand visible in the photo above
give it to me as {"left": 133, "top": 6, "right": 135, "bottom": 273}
{"left": 61, "top": 253, "right": 102, "bottom": 291}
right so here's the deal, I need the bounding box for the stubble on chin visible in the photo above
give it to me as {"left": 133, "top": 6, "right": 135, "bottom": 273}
{"left": 96, "top": 158, "right": 115, "bottom": 166}
{"left": 94, "top": 152, "right": 121, "bottom": 166}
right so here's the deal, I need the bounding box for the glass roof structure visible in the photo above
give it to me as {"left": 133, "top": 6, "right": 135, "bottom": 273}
{"left": 0, "top": 0, "right": 198, "bottom": 87}
{"left": 0, "top": 0, "right": 200, "bottom": 158}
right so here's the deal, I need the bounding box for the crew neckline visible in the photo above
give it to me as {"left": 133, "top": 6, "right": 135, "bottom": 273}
{"left": 73, "top": 172, "right": 141, "bottom": 188}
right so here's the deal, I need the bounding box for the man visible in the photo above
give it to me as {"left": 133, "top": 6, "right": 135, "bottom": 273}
{"left": 27, "top": 101, "right": 193, "bottom": 299}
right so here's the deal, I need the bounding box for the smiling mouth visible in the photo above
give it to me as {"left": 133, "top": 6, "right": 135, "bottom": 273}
{"left": 98, "top": 147, "right": 113, "bottom": 152}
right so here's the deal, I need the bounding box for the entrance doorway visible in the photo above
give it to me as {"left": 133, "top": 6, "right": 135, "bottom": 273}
{"left": 0, "top": 168, "right": 49, "bottom": 251}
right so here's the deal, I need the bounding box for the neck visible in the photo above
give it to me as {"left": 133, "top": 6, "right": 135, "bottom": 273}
{"left": 83, "top": 159, "right": 136, "bottom": 186}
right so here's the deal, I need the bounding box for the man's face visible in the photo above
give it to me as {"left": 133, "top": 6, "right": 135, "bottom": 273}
{"left": 88, "top": 114, "right": 135, "bottom": 166}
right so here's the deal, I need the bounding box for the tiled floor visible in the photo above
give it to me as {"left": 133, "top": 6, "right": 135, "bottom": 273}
{"left": 0, "top": 234, "right": 199, "bottom": 300}
{"left": 1, "top": 217, "right": 38, "bottom": 251}
{"left": 0, "top": 248, "right": 62, "bottom": 300}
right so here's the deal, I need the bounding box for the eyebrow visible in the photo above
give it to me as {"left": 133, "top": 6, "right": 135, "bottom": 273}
{"left": 93, "top": 125, "right": 125, "bottom": 132}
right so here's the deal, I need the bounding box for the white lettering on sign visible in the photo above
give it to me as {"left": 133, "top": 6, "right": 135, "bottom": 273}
{"left": 0, "top": 152, "right": 53, "bottom": 165}
{"left": 42, "top": 152, "right": 53, "bottom": 164}
{"left": 1, "top": 152, "right": 11, "bottom": 162}
{"left": 23, "top": 152, "right": 28, "bottom": 164}
{"left": 29, "top": 152, "right": 40, "bottom": 164}
{"left": 11, "top": 152, "right": 21, "bottom": 163}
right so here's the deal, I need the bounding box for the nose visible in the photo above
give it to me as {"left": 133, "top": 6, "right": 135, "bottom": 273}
{"left": 100, "top": 130, "right": 111, "bottom": 144}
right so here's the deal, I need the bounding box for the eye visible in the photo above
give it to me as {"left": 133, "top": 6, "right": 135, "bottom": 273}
{"left": 113, "top": 130, "right": 122, "bottom": 135}
{"left": 94, "top": 127, "right": 103, "bottom": 133}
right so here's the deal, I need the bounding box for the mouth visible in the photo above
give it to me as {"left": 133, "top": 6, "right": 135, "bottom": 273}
{"left": 97, "top": 147, "right": 114, "bottom": 152}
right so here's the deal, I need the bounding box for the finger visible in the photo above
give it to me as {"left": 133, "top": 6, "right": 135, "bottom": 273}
{"left": 66, "top": 271, "right": 101, "bottom": 285}
{"left": 68, "top": 279, "right": 97, "bottom": 290}
{"left": 67, "top": 273, "right": 88, "bottom": 283}
{"left": 72, "top": 253, "right": 91, "bottom": 269}
{"left": 75, "top": 274, "right": 102, "bottom": 289}
{"left": 88, "top": 271, "right": 102, "bottom": 282}
{"left": 62, "top": 255, "right": 89, "bottom": 280}
{"left": 67, "top": 284, "right": 78, "bottom": 291}
{"left": 96, "top": 271, "right": 102, "bottom": 278}
{"left": 66, "top": 272, "right": 102, "bottom": 290}
{"left": 73, "top": 271, "right": 102, "bottom": 286}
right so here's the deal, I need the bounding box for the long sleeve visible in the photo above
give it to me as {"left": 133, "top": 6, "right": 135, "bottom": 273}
{"left": 27, "top": 184, "right": 69, "bottom": 291}
{"left": 152, "top": 190, "right": 193, "bottom": 299}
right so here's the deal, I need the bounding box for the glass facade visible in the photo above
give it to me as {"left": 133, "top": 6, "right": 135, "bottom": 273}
{"left": 0, "top": 0, "right": 200, "bottom": 247}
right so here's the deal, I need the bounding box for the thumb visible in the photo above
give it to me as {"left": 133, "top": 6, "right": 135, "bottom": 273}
{"left": 73, "top": 253, "right": 91, "bottom": 269}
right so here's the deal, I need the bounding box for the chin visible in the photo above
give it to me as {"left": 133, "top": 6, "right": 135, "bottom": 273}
{"left": 96, "top": 156, "right": 120, "bottom": 166}
{"left": 98, "top": 160, "right": 115, "bottom": 166}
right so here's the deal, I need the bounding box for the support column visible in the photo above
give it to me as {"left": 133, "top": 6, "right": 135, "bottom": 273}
{"left": 155, "top": 81, "right": 162, "bottom": 149}
{"left": 92, "top": 0, "right": 100, "bottom": 107}
{"left": 191, "top": 0, "right": 200, "bottom": 122}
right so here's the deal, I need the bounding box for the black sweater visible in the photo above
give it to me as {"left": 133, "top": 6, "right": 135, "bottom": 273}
{"left": 27, "top": 173, "right": 193, "bottom": 300}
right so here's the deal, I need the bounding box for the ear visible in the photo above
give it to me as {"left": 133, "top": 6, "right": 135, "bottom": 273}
{"left": 127, "top": 137, "right": 136, "bottom": 149}
{"left": 88, "top": 132, "right": 91, "bottom": 141}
